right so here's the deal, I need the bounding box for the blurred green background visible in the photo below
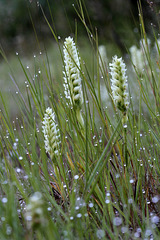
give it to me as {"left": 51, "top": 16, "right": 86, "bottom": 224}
{"left": 0, "top": 0, "right": 160, "bottom": 55}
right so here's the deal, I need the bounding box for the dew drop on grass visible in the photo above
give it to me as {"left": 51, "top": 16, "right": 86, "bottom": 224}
{"left": 1, "top": 217, "right": 5, "bottom": 221}
{"left": 121, "top": 226, "right": 128, "bottom": 233}
{"left": 6, "top": 226, "right": 12, "bottom": 235}
{"left": 77, "top": 213, "right": 82, "bottom": 218}
{"left": 130, "top": 179, "right": 134, "bottom": 183}
{"left": 123, "top": 124, "right": 127, "bottom": 128}
{"left": 96, "top": 229, "right": 105, "bottom": 239}
{"left": 151, "top": 215, "right": 159, "bottom": 224}
{"left": 74, "top": 175, "right": 79, "bottom": 180}
{"left": 89, "top": 203, "right": 94, "bottom": 208}
{"left": 105, "top": 199, "right": 110, "bottom": 204}
{"left": 70, "top": 216, "right": 74, "bottom": 220}
{"left": 2, "top": 198, "right": 8, "bottom": 203}
{"left": 152, "top": 195, "right": 159, "bottom": 203}
{"left": 113, "top": 217, "right": 122, "bottom": 226}
{"left": 134, "top": 232, "right": 140, "bottom": 238}
{"left": 145, "top": 229, "right": 152, "bottom": 237}
{"left": 128, "top": 198, "right": 133, "bottom": 204}
{"left": 116, "top": 174, "right": 120, "bottom": 178}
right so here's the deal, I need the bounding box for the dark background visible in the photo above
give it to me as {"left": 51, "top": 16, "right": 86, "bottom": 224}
{"left": 0, "top": 0, "right": 160, "bottom": 54}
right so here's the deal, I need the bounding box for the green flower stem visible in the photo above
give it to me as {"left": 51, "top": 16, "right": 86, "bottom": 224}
{"left": 123, "top": 126, "right": 128, "bottom": 168}
{"left": 76, "top": 109, "right": 84, "bottom": 130}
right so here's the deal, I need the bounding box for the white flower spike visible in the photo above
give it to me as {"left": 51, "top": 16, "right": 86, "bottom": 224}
{"left": 42, "top": 107, "right": 61, "bottom": 159}
{"left": 63, "top": 36, "right": 83, "bottom": 109}
{"left": 109, "top": 56, "right": 129, "bottom": 121}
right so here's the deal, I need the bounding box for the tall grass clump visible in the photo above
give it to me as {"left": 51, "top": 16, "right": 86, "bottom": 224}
{"left": 0, "top": 1, "right": 160, "bottom": 239}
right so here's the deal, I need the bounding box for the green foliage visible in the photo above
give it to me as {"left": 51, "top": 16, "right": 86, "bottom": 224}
{"left": 0, "top": 1, "right": 160, "bottom": 239}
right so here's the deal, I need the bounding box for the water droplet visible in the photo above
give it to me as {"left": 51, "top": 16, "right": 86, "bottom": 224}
{"left": 19, "top": 156, "right": 23, "bottom": 160}
{"left": 6, "top": 226, "right": 12, "bottom": 235}
{"left": 1, "top": 217, "right": 5, "bottom": 221}
{"left": 96, "top": 229, "right": 105, "bottom": 239}
{"left": 134, "top": 232, "right": 140, "bottom": 238}
{"left": 2, "top": 198, "right": 8, "bottom": 203}
{"left": 145, "top": 229, "right": 152, "bottom": 237}
{"left": 105, "top": 199, "right": 110, "bottom": 204}
{"left": 74, "top": 175, "right": 79, "bottom": 180}
{"left": 88, "top": 203, "right": 94, "bottom": 208}
{"left": 77, "top": 213, "right": 82, "bottom": 218}
{"left": 123, "top": 124, "right": 127, "bottom": 128}
{"left": 130, "top": 179, "right": 134, "bottom": 183}
{"left": 70, "top": 216, "right": 74, "bottom": 220}
{"left": 121, "top": 226, "right": 128, "bottom": 233}
{"left": 128, "top": 198, "right": 133, "bottom": 204}
{"left": 113, "top": 217, "right": 122, "bottom": 226}
{"left": 151, "top": 215, "right": 159, "bottom": 224}
{"left": 152, "top": 195, "right": 159, "bottom": 203}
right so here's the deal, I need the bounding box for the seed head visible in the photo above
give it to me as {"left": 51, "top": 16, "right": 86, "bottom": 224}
{"left": 109, "top": 56, "right": 129, "bottom": 114}
{"left": 42, "top": 107, "right": 61, "bottom": 159}
{"left": 63, "top": 36, "right": 83, "bottom": 109}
